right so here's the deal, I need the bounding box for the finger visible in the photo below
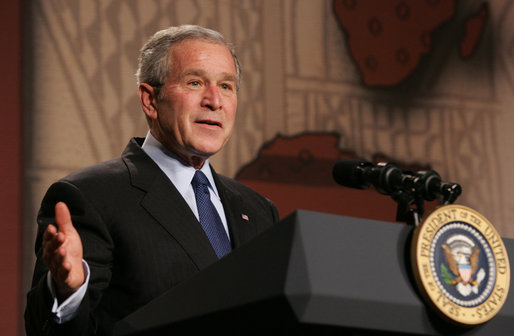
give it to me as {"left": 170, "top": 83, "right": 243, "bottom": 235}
{"left": 43, "top": 244, "right": 65, "bottom": 273}
{"left": 42, "top": 226, "right": 65, "bottom": 264}
{"left": 55, "top": 202, "right": 74, "bottom": 234}
{"left": 42, "top": 235, "right": 64, "bottom": 257}
{"left": 42, "top": 224, "right": 58, "bottom": 243}
{"left": 43, "top": 229, "right": 65, "bottom": 253}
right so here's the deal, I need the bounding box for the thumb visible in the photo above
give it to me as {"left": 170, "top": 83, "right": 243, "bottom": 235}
{"left": 55, "top": 202, "right": 74, "bottom": 234}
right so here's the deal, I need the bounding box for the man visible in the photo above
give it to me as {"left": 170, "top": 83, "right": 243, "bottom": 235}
{"left": 25, "top": 25, "right": 279, "bottom": 335}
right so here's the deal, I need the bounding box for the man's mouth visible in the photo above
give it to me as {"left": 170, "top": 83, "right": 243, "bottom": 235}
{"left": 196, "top": 120, "right": 222, "bottom": 128}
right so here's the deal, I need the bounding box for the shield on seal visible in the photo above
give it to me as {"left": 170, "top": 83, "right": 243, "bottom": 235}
{"left": 459, "top": 264, "right": 472, "bottom": 283}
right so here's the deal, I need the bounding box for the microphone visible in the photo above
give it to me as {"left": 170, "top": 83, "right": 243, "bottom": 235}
{"left": 332, "top": 159, "right": 461, "bottom": 203}
{"left": 332, "top": 159, "right": 413, "bottom": 194}
{"left": 415, "top": 170, "right": 462, "bottom": 203}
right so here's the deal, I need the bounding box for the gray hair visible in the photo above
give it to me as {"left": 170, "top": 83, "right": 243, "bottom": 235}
{"left": 135, "top": 25, "right": 241, "bottom": 98}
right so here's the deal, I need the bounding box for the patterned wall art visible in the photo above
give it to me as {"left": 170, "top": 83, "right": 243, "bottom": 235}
{"left": 24, "top": 1, "right": 514, "bottom": 299}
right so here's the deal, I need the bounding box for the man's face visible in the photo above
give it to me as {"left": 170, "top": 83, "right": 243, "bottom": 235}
{"left": 149, "top": 39, "right": 238, "bottom": 167}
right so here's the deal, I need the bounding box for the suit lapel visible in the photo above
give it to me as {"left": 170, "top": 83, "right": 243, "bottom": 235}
{"left": 122, "top": 138, "right": 219, "bottom": 270}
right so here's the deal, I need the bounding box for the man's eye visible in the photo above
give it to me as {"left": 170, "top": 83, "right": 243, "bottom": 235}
{"left": 221, "top": 83, "right": 233, "bottom": 90}
{"left": 187, "top": 79, "right": 202, "bottom": 87}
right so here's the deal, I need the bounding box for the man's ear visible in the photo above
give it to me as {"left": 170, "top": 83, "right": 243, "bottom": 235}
{"left": 139, "top": 83, "right": 158, "bottom": 121}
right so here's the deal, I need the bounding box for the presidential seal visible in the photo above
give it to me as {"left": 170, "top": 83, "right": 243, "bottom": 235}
{"left": 411, "top": 204, "right": 510, "bottom": 325}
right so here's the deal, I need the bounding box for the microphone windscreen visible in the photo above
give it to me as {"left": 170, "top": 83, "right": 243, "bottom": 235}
{"left": 332, "top": 159, "right": 371, "bottom": 189}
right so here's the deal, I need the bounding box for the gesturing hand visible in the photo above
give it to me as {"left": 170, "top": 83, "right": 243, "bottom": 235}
{"left": 42, "top": 202, "right": 85, "bottom": 302}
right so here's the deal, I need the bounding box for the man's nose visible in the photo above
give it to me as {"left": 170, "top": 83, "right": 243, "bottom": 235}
{"left": 201, "top": 85, "right": 222, "bottom": 111}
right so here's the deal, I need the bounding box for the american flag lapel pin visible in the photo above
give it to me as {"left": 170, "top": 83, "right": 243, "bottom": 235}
{"left": 241, "top": 213, "right": 249, "bottom": 221}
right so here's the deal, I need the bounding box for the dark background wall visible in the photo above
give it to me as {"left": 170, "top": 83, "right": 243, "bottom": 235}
{"left": 0, "top": 1, "right": 23, "bottom": 336}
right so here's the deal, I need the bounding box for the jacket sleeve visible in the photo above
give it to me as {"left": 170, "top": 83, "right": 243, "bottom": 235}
{"left": 25, "top": 180, "right": 114, "bottom": 336}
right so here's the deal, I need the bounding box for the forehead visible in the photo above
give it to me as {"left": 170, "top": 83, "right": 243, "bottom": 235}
{"left": 169, "top": 39, "right": 236, "bottom": 75}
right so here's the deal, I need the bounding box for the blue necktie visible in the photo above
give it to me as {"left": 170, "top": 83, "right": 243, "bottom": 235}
{"left": 191, "top": 170, "right": 232, "bottom": 258}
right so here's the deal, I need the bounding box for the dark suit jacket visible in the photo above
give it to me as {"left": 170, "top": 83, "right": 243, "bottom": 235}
{"left": 25, "top": 137, "right": 279, "bottom": 336}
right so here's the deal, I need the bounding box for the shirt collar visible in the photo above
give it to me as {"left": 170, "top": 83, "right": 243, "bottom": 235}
{"left": 141, "top": 131, "right": 219, "bottom": 197}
